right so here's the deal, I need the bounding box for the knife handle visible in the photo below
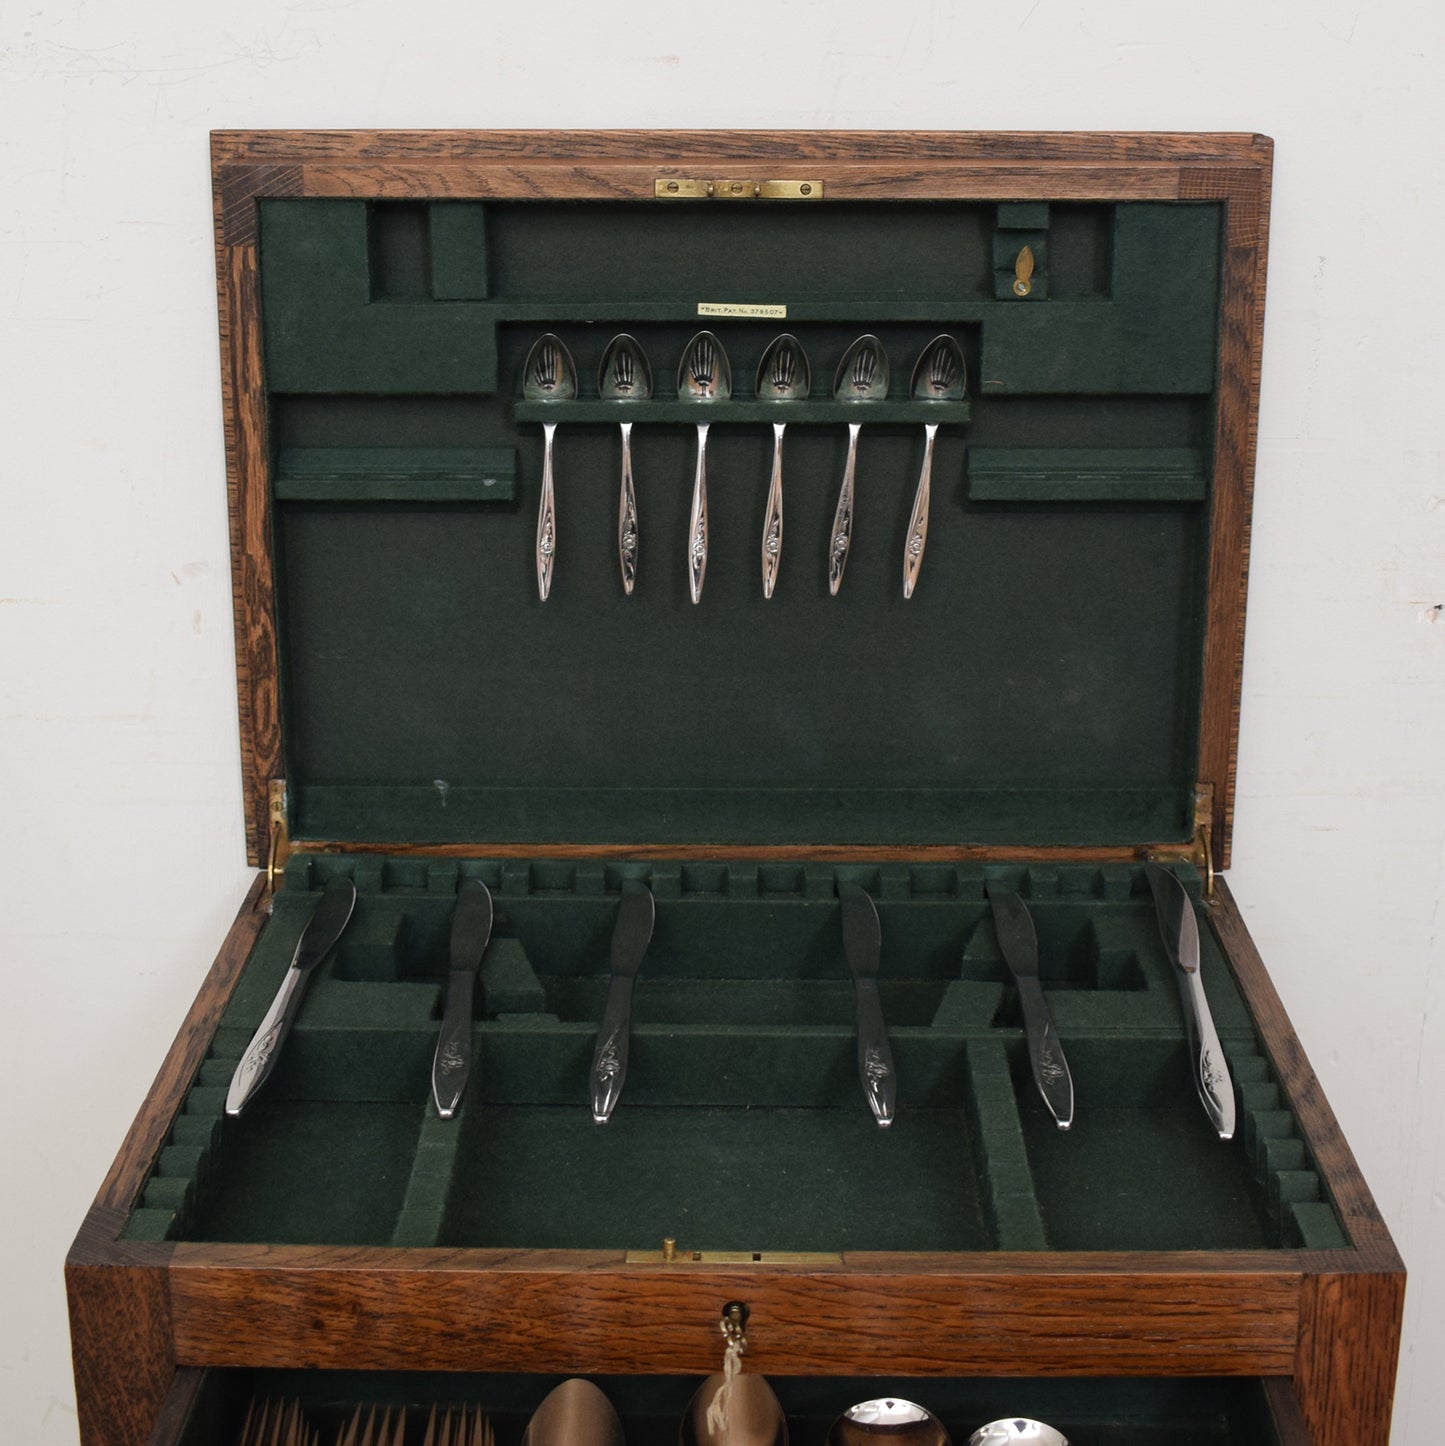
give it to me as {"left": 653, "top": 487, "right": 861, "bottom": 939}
{"left": 853, "top": 977, "right": 896, "bottom": 1127}
{"left": 590, "top": 974, "right": 635, "bottom": 1123}
{"left": 1016, "top": 975, "right": 1074, "bottom": 1130}
{"left": 1181, "top": 971, "right": 1236, "bottom": 1140}
{"left": 226, "top": 966, "right": 306, "bottom": 1116}
{"left": 432, "top": 971, "right": 478, "bottom": 1119}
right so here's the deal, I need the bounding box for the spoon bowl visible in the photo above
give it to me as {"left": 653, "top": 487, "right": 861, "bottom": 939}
{"left": 522, "top": 1379, "right": 625, "bottom": 1446}
{"left": 828, "top": 334, "right": 890, "bottom": 593}
{"left": 600, "top": 334, "right": 653, "bottom": 593}
{"left": 826, "top": 1397, "right": 951, "bottom": 1446}
{"left": 678, "top": 331, "right": 733, "bottom": 602}
{"left": 521, "top": 333, "right": 578, "bottom": 600}
{"left": 755, "top": 334, "right": 811, "bottom": 597}
{"left": 967, "top": 1421, "right": 1067, "bottom": 1446}
{"left": 901, "top": 334, "right": 966, "bottom": 599}
{"left": 680, "top": 1373, "right": 788, "bottom": 1446}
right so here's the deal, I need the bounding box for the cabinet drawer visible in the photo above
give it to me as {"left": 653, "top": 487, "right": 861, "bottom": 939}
{"left": 149, "top": 1368, "right": 1310, "bottom": 1446}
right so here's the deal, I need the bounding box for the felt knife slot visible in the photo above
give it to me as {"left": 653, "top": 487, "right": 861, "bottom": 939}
{"left": 123, "top": 863, "right": 1346, "bottom": 1257}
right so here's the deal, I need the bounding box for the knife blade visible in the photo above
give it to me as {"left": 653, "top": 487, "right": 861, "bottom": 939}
{"left": 226, "top": 874, "right": 357, "bottom": 1117}
{"left": 986, "top": 882, "right": 1074, "bottom": 1130}
{"left": 839, "top": 882, "right": 896, "bottom": 1127}
{"left": 431, "top": 876, "right": 495, "bottom": 1119}
{"left": 590, "top": 882, "right": 656, "bottom": 1123}
{"left": 1145, "top": 863, "right": 1236, "bottom": 1140}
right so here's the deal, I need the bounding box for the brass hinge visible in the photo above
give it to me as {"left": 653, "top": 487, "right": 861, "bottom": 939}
{"left": 1147, "top": 783, "right": 1216, "bottom": 898}
{"left": 654, "top": 178, "right": 824, "bottom": 201}
{"left": 266, "top": 778, "right": 292, "bottom": 892}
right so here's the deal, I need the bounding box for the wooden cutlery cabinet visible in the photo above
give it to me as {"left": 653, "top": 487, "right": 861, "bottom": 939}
{"left": 66, "top": 130, "right": 1402, "bottom": 1446}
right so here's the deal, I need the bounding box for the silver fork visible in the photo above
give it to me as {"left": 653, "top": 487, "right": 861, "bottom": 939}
{"left": 336, "top": 1404, "right": 406, "bottom": 1446}
{"left": 422, "top": 1403, "right": 495, "bottom": 1446}
{"left": 238, "top": 1398, "right": 318, "bottom": 1446}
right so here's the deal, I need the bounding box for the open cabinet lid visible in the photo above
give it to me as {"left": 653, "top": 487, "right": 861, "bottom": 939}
{"left": 212, "top": 130, "right": 1271, "bottom": 874}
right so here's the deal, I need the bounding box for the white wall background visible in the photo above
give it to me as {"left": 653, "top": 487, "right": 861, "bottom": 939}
{"left": 2, "top": 1, "right": 1440, "bottom": 1440}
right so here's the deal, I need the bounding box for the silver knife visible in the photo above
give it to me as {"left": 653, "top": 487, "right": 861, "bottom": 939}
{"left": 1145, "top": 863, "right": 1236, "bottom": 1140}
{"left": 840, "top": 882, "right": 896, "bottom": 1127}
{"left": 590, "top": 882, "right": 656, "bottom": 1123}
{"left": 986, "top": 883, "right": 1074, "bottom": 1130}
{"left": 226, "top": 875, "right": 357, "bottom": 1117}
{"left": 431, "top": 877, "right": 495, "bottom": 1119}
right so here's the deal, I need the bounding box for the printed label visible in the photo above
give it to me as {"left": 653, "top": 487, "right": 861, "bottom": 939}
{"left": 697, "top": 302, "right": 788, "bottom": 319}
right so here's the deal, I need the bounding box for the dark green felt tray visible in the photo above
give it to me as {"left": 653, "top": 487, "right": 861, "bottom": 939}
{"left": 258, "top": 196, "right": 1222, "bottom": 853}
{"left": 169, "top": 1369, "right": 1294, "bottom": 1446}
{"left": 126, "top": 860, "right": 1344, "bottom": 1257}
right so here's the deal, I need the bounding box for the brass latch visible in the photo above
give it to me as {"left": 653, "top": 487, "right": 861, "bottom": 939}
{"left": 626, "top": 1239, "right": 843, "bottom": 1265}
{"left": 654, "top": 178, "right": 824, "bottom": 200}
{"left": 1147, "top": 783, "right": 1216, "bottom": 898}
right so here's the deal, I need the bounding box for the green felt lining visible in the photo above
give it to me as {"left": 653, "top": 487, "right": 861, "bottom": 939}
{"left": 510, "top": 401, "right": 972, "bottom": 426}
{"left": 275, "top": 447, "right": 516, "bottom": 503}
{"left": 126, "top": 861, "right": 1346, "bottom": 1254}
{"left": 259, "top": 198, "right": 1220, "bottom": 851}
{"left": 171, "top": 1369, "right": 1293, "bottom": 1446}
{"left": 967, "top": 447, "right": 1207, "bottom": 503}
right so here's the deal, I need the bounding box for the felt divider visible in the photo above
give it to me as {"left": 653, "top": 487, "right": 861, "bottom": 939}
{"left": 511, "top": 400, "right": 972, "bottom": 427}
{"left": 275, "top": 446, "right": 517, "bottom": 503}
{"left": 966, "top": 447, "right": 1207, "bottom": 503}
{"left": 122, "top": 860, "right": 1347, "bottom": 1254}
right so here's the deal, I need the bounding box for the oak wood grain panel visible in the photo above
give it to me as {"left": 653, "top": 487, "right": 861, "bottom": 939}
{"left": 290, "top": 161, "right": 1189, "bottom": 203}
{"left": 1208, "top": 882, "right": 1403, "bottom": 1260}
{"left": 1295, "top": 1271, "right": 1406, "bottom": 1446}
{"left": 66, "top": 1209, "right": 175, "bottom": 1446}
{"left": 1187, "top": 154, "right": 1273, "bottom": 872}
{"left": 215, "top": 163, "right": 303, "bottom": 246}
{"left": 214, "top": 235, "right": 280, "bottom": 867}
{"left": 94, "top": 875, "right": 270, "bottom": 1214}
{"left": 169, "top": 1250, "right": 1300, "bottom": 1376}
{"left": 209, "top": 130, "right": 1274, "bottom": 167}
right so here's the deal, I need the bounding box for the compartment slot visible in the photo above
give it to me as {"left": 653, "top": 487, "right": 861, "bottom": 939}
{"left": 967, "top": 447, "right": 1207, "bottom": 503}
{"left": 440, "top": 1098, "right": 994, "bottom": 1252}
{"left": 275, "top": 447, "right": 516, "bottom": 503}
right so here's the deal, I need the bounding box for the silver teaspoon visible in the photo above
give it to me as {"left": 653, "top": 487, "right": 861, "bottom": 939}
{"left": 678, "top": 331, "right": 732, "bottom": 603}
{"left": 903, "top": 335, "right": 966, "bottom": 599}
{"left": 829, "top": 335, "right": 890, "bottom": 594}
{"left": 756, "top": 334, "right": 810, "bottom": 599}
{"left": 600, "top": 334, "right": 653, "bottom": 595}
{"left": 522, "top": 334, "right": 578, "bottom": 600}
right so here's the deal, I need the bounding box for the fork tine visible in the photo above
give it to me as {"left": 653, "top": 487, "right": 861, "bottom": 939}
{"left": 423, "top": 1403, "right": 439, "bottom": 1446}
{"left": 336, "top": 1403, "right": 362, "bottom": 1446}
{"left": 389, "top": 1405, "right": 407, "bottom": 1446}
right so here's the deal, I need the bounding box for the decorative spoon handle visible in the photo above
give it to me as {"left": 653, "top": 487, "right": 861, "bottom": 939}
{"left": 688, "top": 422, "right": 709, "bottom": 604}
{"left": 761, "top": 422, "right": 785, "bottom": 598}
{"left": 618, "top": 421, "right": 638, "bottom": 594}
{"left": 902, "top": 421, "right": 938, "bottom": 599}
{"left": 829, "top": 421, "right": 862, "bottom": 595}
{"left": 536, "top": 420, "right": 558, "bottom": 600}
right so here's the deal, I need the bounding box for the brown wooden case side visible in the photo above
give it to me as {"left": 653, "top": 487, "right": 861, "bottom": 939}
{"left": 212, "top": 140, "right": 281, "bottom": 866}
{"left": 1209, "top": 881, "right": 1402, "bottom": 1261}
{"left": 1183, "top": 153, "right": 1274, "bottom": 874}
{"left": 1295, "top": 1270, "right": 1406, "bottom": 1446}
{"left": 66, "top": 1211, "right": 174, "bottom": 1446}
{"left": 212, "top": 129, "right": 1273, "bottom": 867}
{"left": 167, "top": 1249, "right": 1301, "bottom": 1377}
{"left": 67, "top": 878, "right": 269, "bottom": 1446}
